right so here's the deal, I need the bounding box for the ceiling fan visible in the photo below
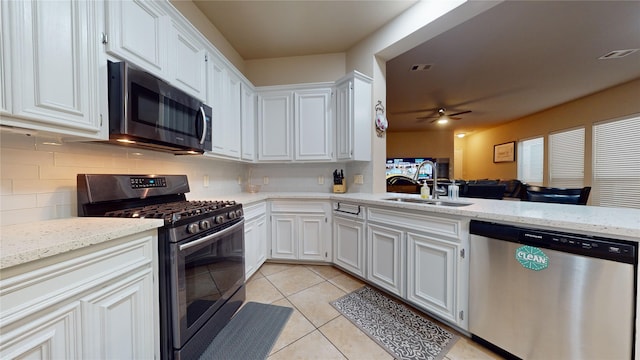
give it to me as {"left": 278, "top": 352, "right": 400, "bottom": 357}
{"left": 417, "top": 108, "right": 472, "bottom": 123}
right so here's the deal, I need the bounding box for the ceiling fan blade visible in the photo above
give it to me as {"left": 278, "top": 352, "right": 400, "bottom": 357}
{"left": 447, "top": 110, "right": 472, "bottom": 117}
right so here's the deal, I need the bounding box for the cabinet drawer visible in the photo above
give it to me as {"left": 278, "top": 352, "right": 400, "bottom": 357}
{"left": 243, "top": 201, "right": 267, "bottom": 221}
{"left": 367, "top": 207, "right": 463, "bottom": 241}
{"left": 270, "top": 200, "right": 328, "bottom": 213}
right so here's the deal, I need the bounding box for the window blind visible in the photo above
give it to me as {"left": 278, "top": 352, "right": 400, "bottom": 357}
{"left": 593, "top": 115, "right": 640, "bottom": 209}
{"left": 549, "top": 128, "right": 585, "bottom": 188}
{"left": 517, "top": 137, "right": 544, "bottom": 185}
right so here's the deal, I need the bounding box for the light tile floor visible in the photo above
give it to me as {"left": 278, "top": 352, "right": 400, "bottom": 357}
{"left": 245, "top": 263, "right": 502, "bottom": 360}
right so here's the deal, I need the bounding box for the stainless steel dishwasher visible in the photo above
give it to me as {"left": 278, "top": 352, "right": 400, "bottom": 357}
{"left": 469, "top": 220, "right": 637, "bottom": 359}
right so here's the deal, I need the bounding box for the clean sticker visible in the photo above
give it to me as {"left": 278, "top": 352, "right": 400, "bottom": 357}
{"left": 515, "top": 245, "right": 549, "bottom": 271}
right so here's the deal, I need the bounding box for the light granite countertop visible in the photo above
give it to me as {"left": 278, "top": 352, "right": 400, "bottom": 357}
{"left": 0, "top": 217, "right": 164, "bottom": 270}
{"left": 203, "top": 192, "right": 640, "bottom": 240}
{"left": 2, "top": 192, "right": 638, "bottom": 270}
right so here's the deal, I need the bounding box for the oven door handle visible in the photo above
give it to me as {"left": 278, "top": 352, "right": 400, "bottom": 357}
{"left": 179, "top": 219, "right": 244, "bottom": 251}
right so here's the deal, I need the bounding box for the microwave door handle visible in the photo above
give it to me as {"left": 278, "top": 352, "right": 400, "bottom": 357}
{"left": 198, "top": 106, "right": 207, "bottom": 145}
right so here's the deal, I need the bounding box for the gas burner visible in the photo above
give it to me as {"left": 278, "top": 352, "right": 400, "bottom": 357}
{"left": 104, "top": 200, "right": 239, "bottom": 223}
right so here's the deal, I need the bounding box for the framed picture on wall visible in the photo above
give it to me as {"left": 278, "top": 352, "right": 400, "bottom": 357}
{"left": 494, "top": 141, "right": 515, "bottom": 163}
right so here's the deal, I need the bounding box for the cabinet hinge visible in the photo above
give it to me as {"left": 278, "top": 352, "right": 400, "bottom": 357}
{"left": 459, "top": 310, "right": 464, "bottom": 320}
{"left": 205, "top": 54, "right": 208, "bottom": 62}
{"left": 325, "top": 252, "right": 328, "bottom": 258}
{"left": 460, "top": 248, "right": 465, "bottom": 259}
{"left": 99, "top": 114, "right": 103, "bottom": 127}
{"left": 101, "top": 32, "right": 108, "bottom": 45}
{"left": 325, "top": 217, "right": 328, "bottom": 223}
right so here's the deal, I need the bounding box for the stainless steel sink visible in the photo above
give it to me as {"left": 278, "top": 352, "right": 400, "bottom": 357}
{"left": 382, "top": 197, "right": 473, "bottom": 207}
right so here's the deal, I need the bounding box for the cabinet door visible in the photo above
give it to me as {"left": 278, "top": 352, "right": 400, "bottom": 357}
{"left": 294, "top": 88, "right": 333, "bottom": 161}
{"left": 169, "top": 22, "right": 206, "bottom": 100}
{"left": 333, "top": 216, "right": 365, "bottom": 277}
{"left": 335, "top": 80, "right": 353, "bottom": 160}
{"left": 7, "top": 0, "right": 102, "bottom": 135}
{"left": 104, "top": 0, "right": 168, "bottom": 76}
{"left": 255, "top": 215, "right": 267, "bottom": 266}
{"left": 226, "top": 71, "right": 242, "bottom": 158}
{"left": 406, "top": 232, "right": 459, "bottom": 325}
{"left": 241, "top": 83, "right": 256, "bottom": 161}
{"left": 258, "top": 92, "right": 293, "bottom": 161}
{"left": 81, "top": 269, "right": 156, "bottom": 360}
{"left": 270, "top": 214, "right": 297, "bottom": 259}
{"left": 367, "top": 224, "right": 404, "bottom": 297}
{"left": 0, "top": 305, "right": 80, "bottom": 359}
{"left": 209, "top": 56, "right": 226, "bottom": 154}
{"left": 0, "top": 2, "right": 10, "bottom": 115}
{"left": 244, "top": 219, "right": 258, "bottom": 278}
{"left": 298, "top": 214, "right": 327, "bottom": 261}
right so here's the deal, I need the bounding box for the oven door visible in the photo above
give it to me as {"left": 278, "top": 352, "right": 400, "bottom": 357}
{"left": 169, "top": 219, "right": 245, "bottom": 349}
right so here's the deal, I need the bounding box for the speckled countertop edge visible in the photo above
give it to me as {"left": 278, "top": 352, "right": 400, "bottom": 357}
{"left": 1, "top": 217, "right": 164, "bottom": 270}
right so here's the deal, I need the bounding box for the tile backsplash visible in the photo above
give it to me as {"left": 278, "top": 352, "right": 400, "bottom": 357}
{"left": 0, "top": 132, "right": 244, "bottom": 226}
{"left": 1, "top": 132, "right": 371, "bottom": 226}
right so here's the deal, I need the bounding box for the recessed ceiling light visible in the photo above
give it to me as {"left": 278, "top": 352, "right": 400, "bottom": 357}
{"left": 599, "top": 49, "right": 639, "bottom": 59}
{"left": 456, "top": 133, "right": 465, "bottom": 138}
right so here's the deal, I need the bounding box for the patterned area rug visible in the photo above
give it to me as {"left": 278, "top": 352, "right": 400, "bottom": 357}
{"left": 330, "top": 286, "right": 458, "bottom": 360}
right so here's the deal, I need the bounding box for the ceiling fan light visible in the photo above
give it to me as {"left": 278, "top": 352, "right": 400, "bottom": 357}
{"left": 437, "top": 117, "right": 449, "bottom": 124}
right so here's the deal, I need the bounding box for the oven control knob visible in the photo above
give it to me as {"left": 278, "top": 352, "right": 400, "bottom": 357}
{"left": 200, "top": 220, "right": 211, "bottom": 230}
{"left": 187, "top": 223, "right": 200, "bottom": 234}
{"left": 235, "top": 210, "right": 243, "bottom": 217}
{"left": 228, "top": 211, "right": 237, "bottom": 219}
{"left": 215, "top": 215, "right": 226, "bottom": 224}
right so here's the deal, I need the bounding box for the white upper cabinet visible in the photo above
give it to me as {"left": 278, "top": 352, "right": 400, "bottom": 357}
{"left": 104, "top": 0, "right": 169, "bottom": 77}
{"left": 168, "top": 20, "right": 207, "bottom": 101}
{"left": 241, "top": 83, "right": 256, "bottom": 161}
{"left": 1, "top": 0, "right": 105, "bottom": 139}
{"left": 0, "top": 2, "right": 10, "bottom": 116}
{"left": 295, "top": 88, "right": 333, "bottom": 161}
{"left": 258, "top": 85, "right": 334, "bottom": 162}
{"left": 207, "top": 54, "right": 241, "bottom": 158}
{"left": 335, "top": 71, "right": 372, "bottom": 161}
{"left": 258, "top": 90, "right": 294, "bottom": 161}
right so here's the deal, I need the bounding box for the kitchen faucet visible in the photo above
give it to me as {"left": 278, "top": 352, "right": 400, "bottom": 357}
{"left": 414, "top": 160, "right": 439, "bottom": 199}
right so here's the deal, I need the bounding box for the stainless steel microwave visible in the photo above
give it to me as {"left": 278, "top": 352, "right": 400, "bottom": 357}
{"left": 107, "top": 61, "right": 212, "bottom": 155}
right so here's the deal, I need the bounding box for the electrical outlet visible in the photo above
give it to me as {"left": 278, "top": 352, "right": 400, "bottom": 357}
{"left": 263, "top": 176, "right": 269, "bottom": 185}
{"left": 237, "top": 176, "right": 242, "bottom": 185}
{"left": 318, "top": 175, "right": 324, "bottom": 185}
{"left": 203, "top": 175, "right": 209, "bottom": 187}
{"left": 354, "top": 174, "right": 364, "bottom": 184}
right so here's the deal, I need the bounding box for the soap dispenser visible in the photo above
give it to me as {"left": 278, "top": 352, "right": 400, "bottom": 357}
{"left": 420, "top": 183, "right": 430, "bottom": 199}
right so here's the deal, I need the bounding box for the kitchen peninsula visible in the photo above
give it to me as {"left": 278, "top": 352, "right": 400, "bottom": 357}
{"left": 2, "top": 192, "right": 639, "bottom": 358}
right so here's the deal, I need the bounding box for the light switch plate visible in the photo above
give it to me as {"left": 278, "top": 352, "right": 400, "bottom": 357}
{"left": 203, "top": 175, "right": 209, "bottom": 187}
{"left": 263, "top": 176, "right": 269, "bottom": 185}
{"left": 318, "top": 176, "right": 324, "bottom": 185}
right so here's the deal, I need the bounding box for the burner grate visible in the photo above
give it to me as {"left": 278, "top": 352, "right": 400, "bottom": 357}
{"left": 104, "top": 200, "right": 237, "bottom": 222}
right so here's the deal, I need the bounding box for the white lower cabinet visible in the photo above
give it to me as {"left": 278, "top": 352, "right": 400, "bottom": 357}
{"left": 366, "top": 224, "right": 404, "bottom": 297}
{"left": 269, "top": 201, "right": 331, "bottom": 262}
{"left": 0, "top": 230, "right": 159, "bottom": 360}
{"left": 407, "top": 232, "right": 461, "bottom": 325}
{"left": 333, "top": 215, "right": 365, "bottom": 277}
{"left": 244, "top": 202, "right": 268, "bottom": 279}
{"left": 366, "top": 206, "right": 469, "bottom": 330}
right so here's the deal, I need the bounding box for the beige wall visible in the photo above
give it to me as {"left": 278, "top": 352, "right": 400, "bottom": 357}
{"left": 387, "top": 130, "right": 454, "bottom": 159}
{"left": 244, "top": 53, "right": 346, "bottom": 86}
{"left": 462, "top": 78, "right": 640, "bottom": 182}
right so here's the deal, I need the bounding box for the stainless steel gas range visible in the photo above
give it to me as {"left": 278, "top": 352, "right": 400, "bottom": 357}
{"left": 77, "top": 174, "right": 245, "bottom": 360}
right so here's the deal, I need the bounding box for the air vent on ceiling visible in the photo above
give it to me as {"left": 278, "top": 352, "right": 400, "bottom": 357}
{"left": 598, "top": 49, "right": 639, "bottom": 60}
{"left": 410, "top": 64, "right": 433, "bottom": 72}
